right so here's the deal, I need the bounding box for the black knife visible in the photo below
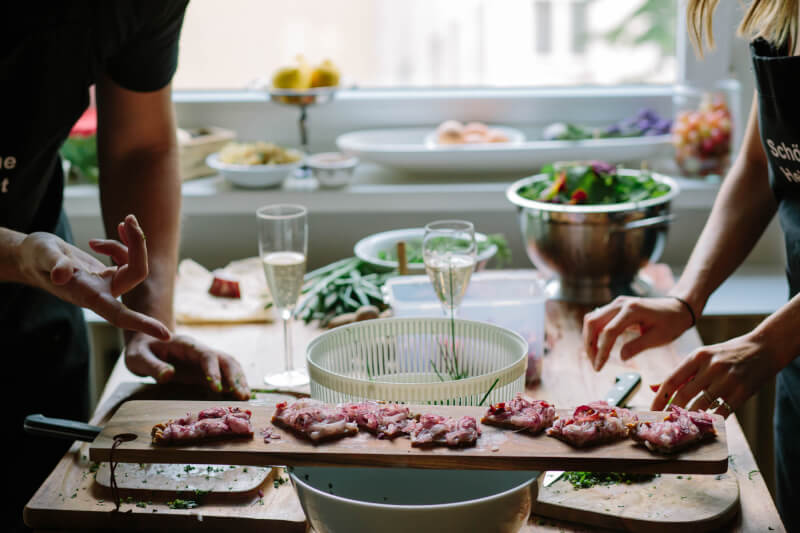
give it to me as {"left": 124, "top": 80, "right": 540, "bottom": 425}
{"left": 24, "top": 413, "right": 102, "bottom": 442}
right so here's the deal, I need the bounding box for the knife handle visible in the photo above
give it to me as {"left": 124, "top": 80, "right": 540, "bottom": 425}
{"left": 24, "top": 414, "right": 102, "bottom": 442}
{"left": 605, "top": 372, "right": 641, "bottom": 407}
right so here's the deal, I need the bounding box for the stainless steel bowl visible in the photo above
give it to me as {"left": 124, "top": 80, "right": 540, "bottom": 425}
{"left": 506, "top": 169, "right": 680, "bottom": 304}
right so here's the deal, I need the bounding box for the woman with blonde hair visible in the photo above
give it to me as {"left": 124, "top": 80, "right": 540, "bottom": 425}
{"left": 583, "top": 0, "right": 800, "bottom": 526}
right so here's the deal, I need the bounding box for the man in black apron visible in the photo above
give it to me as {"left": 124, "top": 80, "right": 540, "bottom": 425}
{"left": 1, "top": 3, "right": 250, "bottom": 529}
{"left": 751, "top": 37, "right": 800, "bottom": 531}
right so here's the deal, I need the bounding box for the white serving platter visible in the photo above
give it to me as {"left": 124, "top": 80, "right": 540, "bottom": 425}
{"left": 336, "top": 128, "right": 672, "bottom": 173}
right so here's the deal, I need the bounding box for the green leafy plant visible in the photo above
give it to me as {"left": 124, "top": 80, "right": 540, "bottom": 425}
{"left": 61, "top": 135, "right": 99, "bottom": 184}
{"left": 517, "top": 161, "right": 670, "bottom": 205}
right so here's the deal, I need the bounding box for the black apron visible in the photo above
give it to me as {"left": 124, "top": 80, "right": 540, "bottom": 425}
{"left": 4, "top": 210, "right": 90, "bottom": 531}
{"left": 752, "top": 38, "right": 800, "bottom": 531}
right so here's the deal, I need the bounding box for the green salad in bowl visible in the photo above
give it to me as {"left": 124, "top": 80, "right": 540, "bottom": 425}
{"left": 516, "top": 161, "right": 671, "bottom": 205}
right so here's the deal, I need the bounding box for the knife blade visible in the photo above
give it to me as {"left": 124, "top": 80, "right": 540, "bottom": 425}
{"left": 23, "top": 413, "right": 102, "bottom": 442}
{"left": 542, "top": 371, "right": 641, "bottom": 487}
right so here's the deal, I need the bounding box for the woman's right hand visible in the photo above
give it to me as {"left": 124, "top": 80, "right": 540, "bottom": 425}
{"left": 15, "top": 214, "right": 171, "bottom": 341}
{"left": 583, "top": 296, "right": 696, "bottom": 371}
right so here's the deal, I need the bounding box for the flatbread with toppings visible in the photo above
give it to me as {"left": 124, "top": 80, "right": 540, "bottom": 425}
{"left": 481, "top": 394, "right": 556, "bottom": 434}
{"left": 151, "top": 406, "right": 254, "bottom": 445}
{"left": 546, "top": 401, "right": 637, "bottom": 448}
{"left": 272, "top": 399, "right": 358, "bottom": 443}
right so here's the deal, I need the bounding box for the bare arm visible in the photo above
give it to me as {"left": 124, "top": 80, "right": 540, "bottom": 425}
{"left": 94, "top": 76, "right": 249, "bottom": 399}
{"left": 585, "top": 93, "right": 776, "bottom": 370}
{"left": 96, "top": 73, "right": 181, "bottom": 332}
{"left": 671, "top": 93, "right": 776, "bottom": 315}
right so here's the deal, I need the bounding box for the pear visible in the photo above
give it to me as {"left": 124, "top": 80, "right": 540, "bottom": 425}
{"left": 310, "top": 59, "right": 340, "bottom": 88}
{"left": 272, "top": 55, "right": 312, "bottom": 90}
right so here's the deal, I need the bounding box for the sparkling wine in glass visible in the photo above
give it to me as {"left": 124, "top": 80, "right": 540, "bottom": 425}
{"left": 257, "top": 204, "right": 309, "bottom": 387}
{"left": 423, "top": 220, "right": 477, "bottom": 318}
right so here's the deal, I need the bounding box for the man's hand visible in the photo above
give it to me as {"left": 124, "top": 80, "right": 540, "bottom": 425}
{"left": 16, "top": 214, "right": 170, "bottom": 340}
{"left": 125, "top": 333, "right": 251, "bottom": 400}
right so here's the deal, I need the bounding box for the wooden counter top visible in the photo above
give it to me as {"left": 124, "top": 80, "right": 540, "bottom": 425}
{"left": 31, "top": 267, "right": 785, "bottom": 532}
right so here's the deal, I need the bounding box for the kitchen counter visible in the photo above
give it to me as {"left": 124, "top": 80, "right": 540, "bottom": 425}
{"left": 27, "top": 268, "right": 784, "bottom": 532}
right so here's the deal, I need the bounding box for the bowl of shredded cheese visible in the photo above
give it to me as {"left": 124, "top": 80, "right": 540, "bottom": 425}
{"left": 207, "top": 141, "right": 304, "bottom": 188}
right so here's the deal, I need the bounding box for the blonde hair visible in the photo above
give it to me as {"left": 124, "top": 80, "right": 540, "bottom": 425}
{"left": 688, "top": 0, "right": 798, "bottom": 54}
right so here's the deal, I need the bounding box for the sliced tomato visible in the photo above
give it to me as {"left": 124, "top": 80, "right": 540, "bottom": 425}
{"left": 569, "top": 189, "right": 588, "bottom": 204}
{"left": 209, "top": 275, "right": 241, "bottom": 299}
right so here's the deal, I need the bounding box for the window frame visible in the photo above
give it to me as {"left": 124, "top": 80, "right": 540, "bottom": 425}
{"left": 172, "top": 1, "right": 741, "bottom": 150}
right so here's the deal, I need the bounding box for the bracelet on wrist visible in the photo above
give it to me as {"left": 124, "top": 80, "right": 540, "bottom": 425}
{"left": 671, "top": 296, "right": 696, "bottom": 327}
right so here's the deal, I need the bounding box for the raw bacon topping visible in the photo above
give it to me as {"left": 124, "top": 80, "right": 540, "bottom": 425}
{"left": 271, "top": 399, "right": 358, "bottom": 442}
{"left": 631, "top": 405, "right": 716, "bottom": 454}
{"left": 406, "top": 413, "right": 481, "bottom": 447}
{"left": 481, "top": 394, "right": 556, "bottom": 434}
{"left": 340, "top": 402, "right": 414, "bottom": 439}
{"left": 151, "top": 406, "right": 254, "bottom": 445}
{"left": 546, "top": 400, "right": 636, "bottom": 447}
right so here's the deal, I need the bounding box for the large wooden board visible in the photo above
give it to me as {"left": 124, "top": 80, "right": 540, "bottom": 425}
{"left": 24, "top": 384, "right": 307, "bottom": 532}
{"left": 531, "top": 471, "right": 740, "bottom": 532}
{"left": 89, "top": 400, "right": 729, "bottom": 474}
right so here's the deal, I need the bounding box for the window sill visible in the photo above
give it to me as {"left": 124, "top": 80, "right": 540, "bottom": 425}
{"left": 64, "top": 161, "right": 721, "bottom": 217}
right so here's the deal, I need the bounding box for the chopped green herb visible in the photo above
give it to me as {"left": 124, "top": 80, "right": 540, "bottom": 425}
{"left": 167, "top": 499, "right": 198, "bottom": 510}
{"left": 748, "top": 470, "right": 760, "bottom": 480}
{"left": 563, "top": 471, "right": 657, "bottom": 490}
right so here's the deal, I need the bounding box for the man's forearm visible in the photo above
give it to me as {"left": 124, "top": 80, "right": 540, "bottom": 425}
{"left": 0, "top": 226, "right": 26, "bottom": 283}
{"left": 98, "top": 144, "right": 181, "bottom": 329}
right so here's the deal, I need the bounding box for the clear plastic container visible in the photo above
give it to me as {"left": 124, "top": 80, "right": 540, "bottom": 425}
{"left": 383, "top": 271, "right": 546, "bottom": 384}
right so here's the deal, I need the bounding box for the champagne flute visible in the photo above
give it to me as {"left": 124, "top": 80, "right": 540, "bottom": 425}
{"left": 257, "top": 204, "right": 309, "bottom": 387}
{"left": 423, "top": 220, "right": 477, "bottom": 318}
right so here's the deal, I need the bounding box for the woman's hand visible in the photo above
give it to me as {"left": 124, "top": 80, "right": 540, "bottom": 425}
{"left": 16, "top": 214, "right": 170, "bottom": 340}
{"left": 651, "top": 333, "right": 782, "bottom": 417}
{"left": 125, "top": 332, "right": 251, "bottom": 400}
{"left": 583, "top": 296, "right": 695, "bottom": 371}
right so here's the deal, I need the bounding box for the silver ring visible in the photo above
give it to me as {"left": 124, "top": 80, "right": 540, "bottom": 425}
{"left": 718, "top": 398, "right": 732, "bottom": 412}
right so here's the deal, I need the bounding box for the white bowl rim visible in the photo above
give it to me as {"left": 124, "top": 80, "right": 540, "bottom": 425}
{"left": 288, "top": 468, "right": 538, "bottom": 511}
{"left": 307, "top": 151, "right": 359, "bottom": 169}
{"left": 337, "top": 129, "right": 671, "bottom": 153}
{"left": 305, "top": 316, "right": 527, "bottom": 388}
{"left": 353, "top": 228, "right": 497, "bottom": 270}
{"left": 506, "top": 168, "right": 680, "bottom": 214}
{"left": 206, "top": 151, "right": 304, "bottom": 171}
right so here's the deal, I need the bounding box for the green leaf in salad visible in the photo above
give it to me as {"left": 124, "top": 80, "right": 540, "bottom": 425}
{"left": 517, "top": 161, "right": 670, "bottom": 205}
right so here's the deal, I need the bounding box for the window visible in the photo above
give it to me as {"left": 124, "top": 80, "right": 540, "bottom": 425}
{"left": 173, "top": 0, "right": 677, "bottom": 90}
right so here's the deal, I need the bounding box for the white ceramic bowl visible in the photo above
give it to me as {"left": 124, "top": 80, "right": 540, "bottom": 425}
{"left": 206, "top": 152, "right": 303, "bottom": 189}
{"left": 353, "top": 228, "right": 498, "bottom": 273}
{"left": 289, "top": 466, "right": 537, "bottom": 533}
{"left": 307, "top": 152, "right": 359, "bottom": 188}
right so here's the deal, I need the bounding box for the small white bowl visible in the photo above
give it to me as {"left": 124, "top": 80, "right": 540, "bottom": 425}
{"left": 353, "top": 228, "right": 498, "bottom": 273}
{"left": 289, "top": 467, "right": 537, "bottom": 533}
{"left": 206, "top": 152, "right": 303, "bottom": 189}
{"left": 307, "top": 152, "right": 359, "bottom": 188}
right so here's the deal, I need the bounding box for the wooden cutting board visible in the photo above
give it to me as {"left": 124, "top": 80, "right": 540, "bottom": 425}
{"left": 88, "top": 400, "right": 729, "bottom": 474}
{"left": 94, "top": 462, "right": 270, "bottom": 493}
{"left": 531, "top": 470, "right": 740, "bottom": 532}
{"left": 24, "top": 384, "right": 307, "bottom": 532}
